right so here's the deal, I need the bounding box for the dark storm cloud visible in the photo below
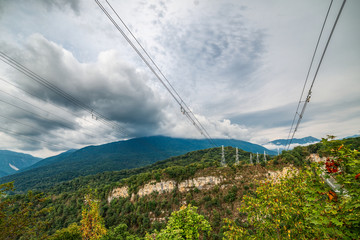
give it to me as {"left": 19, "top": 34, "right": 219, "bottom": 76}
{"left": 0, "top": 33, "right": 169, "bottom": 151}
{"left": 0, "top": 93, "right": 77, "bottom": 138}
{"left": 6, "top": 34, "right": 167, "bottom": 127}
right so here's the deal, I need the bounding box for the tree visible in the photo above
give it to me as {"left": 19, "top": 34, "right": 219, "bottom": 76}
{"left": 101, "top": 223, "right": 140, "bottom": 240}
{"left": 0, "top": 182, "right": 51, "bottom": 240}
{"left": 223, "top": 138, "right": 360, "bottom": 239}
{"left": 81, "top": 194, "right": 107, "bottom": 240}
{"left": 48, "top": 222, "right": 81, "bottom": 240}
{"left": 147, "top": 205, "right": 211, "bottom": 239}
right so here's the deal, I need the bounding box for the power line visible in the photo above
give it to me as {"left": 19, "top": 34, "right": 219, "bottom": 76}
{"left": 0, "top": 58, "right": 180, "bottom": 158}
{"left": 0, "top": 76, "right": 115, "bottom": 133}
{"left": 286, "top": 0, "right": 346, "bottom": 150}
{"left": 103, "top": 0, "right": 215, "bottom": 147}
{"left": 0, "top": 114, "right": 48, "bottom": 136}
{"left": 0, "top": 89, "right": 78, "bottom": 128}
{"left": 0, "top": 125, "right": 70, "bottom": 150}
{"left": 95, "top": 0, "right": 217, "bottom": 147}
{"left": 0, "top": 51, "right": 128, "bottom": 136}
{"left": 0, "top": 90, "right": 102, "bottom": 139}
{"left": 0, "top": 98, "right": 73, "bottom": 130}
{"left": 286, "top": 0, "right": 334, "bottom": 147}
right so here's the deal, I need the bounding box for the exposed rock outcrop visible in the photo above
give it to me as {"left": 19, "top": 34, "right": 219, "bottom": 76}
{"left": 108, "top": 186, "right": 129, "bottom": 202}
{"left": 178, "top": 176, "right": 222, "bottom": 192}
{"left": 267, "top": 166, "right": 297, "bottom": 183}
{"left": 108, "top": 176, "right": 223, "bottom": 203}
{"left": 137, "top": 180, "right": 177, "bottom": 197}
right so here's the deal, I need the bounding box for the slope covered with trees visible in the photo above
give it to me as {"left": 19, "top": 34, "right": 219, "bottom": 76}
{"left": 0, "top": 136, "right": 275, "bottom": 192}
{"left": 0, "top": 136, "right": 359, "bottom": 239}
{"left": 0, "top": 150, "right": 41, "bottom": 177}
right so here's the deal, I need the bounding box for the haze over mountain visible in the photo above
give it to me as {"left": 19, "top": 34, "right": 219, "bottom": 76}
{"left": 261, "top": 136, "right": 320, "bottom": 153}
{"left": 268, "top": 136, "right": 320, "bottom": 146}
{"left": 0, "top": 136, "right": 275, "bottom": 192}
{"left": 0, "top": 150, "right": 42, "bottom": 177}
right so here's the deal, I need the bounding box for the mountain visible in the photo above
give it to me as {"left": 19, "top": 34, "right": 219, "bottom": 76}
{"left": 268, "top": 136, "right": 320, "bottom": 146}
{"left": 0, "top": 150, "right": 42, "bottom": 177}
{"left": 0, "top": 136, "right": 275, "bottom": 192}
{"left": 343, "top": 134, "right": 360, "bottom": 139}
{"left": 18, "top": 146, "right": 270, "bottom": 235}
{"left": 20, "top": 149, "right": 77, "bottom": 172}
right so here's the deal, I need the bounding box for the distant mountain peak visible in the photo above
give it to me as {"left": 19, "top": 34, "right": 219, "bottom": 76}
{"left": 267, "top": 136, "right": 320, "bottom": 146}
{"left": 0, "top": 150, "right": 41, "bottom": 177}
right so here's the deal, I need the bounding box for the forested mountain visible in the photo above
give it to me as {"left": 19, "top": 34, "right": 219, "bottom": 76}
{"left": 0, "top": 136, "right": 274, "bottom": 192}
{"left": 0, "top": 137, "right": 359, "bottom": 239}
{"left": 0, "top": 150, "right": 42, "bottom": 177}
{"left": 20, "top": 149, "right": 77, "bottom": 172}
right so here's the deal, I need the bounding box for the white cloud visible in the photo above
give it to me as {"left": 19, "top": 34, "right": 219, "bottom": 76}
{"left": 0, "top": 0, "right": 359, "bottom": 157}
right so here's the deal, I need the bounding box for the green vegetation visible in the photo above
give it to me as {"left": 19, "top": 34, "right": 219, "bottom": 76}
{"left": 223, "top": 137, "right": 360, "bottom": 239}
{"left": 0, "top": 182, "right": 51, "bottom": 239}
{"left": 146, "top": 205, "right": 211, "bottom": 239}
{"left": 0, "top": 136, "right": 359, "bottom": 239}
{"left": 0, "top": 136, "right": 274, "bottom": 192}
{"left": 81, "top": 194, "right": 107, "bottom": 240}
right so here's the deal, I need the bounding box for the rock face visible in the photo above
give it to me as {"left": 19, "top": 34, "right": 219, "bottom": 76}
{"left": 267, "top": 166, "right": 297, "bottom": 183}
{"left": 137, "top": 180, "right": 177, "bottom": 197}
{"left": 108, "top": 186, "right": 129, "bottom": 202}
{"left": 178, "top": 176, "right": 222, "bottom": 192}
{"left": 108, "top": 176, "right": 223, "bottom": 203}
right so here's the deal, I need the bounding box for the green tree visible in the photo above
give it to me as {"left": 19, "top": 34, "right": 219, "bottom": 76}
{"left": 48, "top": 222, "right": 81, "bottom": 240}
{"left": 223, "top": 138, "right": 360, "bottom": 239}
{"left": 147, "top": 204, "right": 211, "bottom": 239}
{"left": 101, "top": 223, "right": 140, "bottom": 240}
{"left": 0, "top": 182, "right": 51, "bottom": 240}
{"left": 81, "top": 194, "right": 107, "bottom": 240}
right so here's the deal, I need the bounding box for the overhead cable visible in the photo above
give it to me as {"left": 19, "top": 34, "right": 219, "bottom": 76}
{"left": 286, "top": 0, "right": 346, "bottom": 150}
{"left": 0, "top": 77, "right": 114, "bottom": 132}
{"left": 95, "top": 0, "right": 217, "bottom": 147}
{"left": 286, "top": 0, "right": 334, "bottom": 148}
{"left": 0, "top": 51, "right": 128, "bottom": 136}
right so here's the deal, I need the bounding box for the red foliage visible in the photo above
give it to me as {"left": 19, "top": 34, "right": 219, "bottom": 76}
{"left": 325, "top": 158, "right": 339, "bottom": 173}
{"left": 355, "top": 173, "right": 360, "bottom": 180}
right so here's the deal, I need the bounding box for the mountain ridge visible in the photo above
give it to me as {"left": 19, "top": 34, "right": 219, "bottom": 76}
{"left": 268, "top": 136, "right": 320, "bottom": 146}
{"left": 0, "top": 150, "right": 42, "bottom": 177}
{"left": 0, "top": 135, "right": 275, "bottom": 192}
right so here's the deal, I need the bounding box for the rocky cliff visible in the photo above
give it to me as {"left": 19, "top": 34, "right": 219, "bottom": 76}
{"left": 108, "top": 175, "right": 223, "bottom": 203}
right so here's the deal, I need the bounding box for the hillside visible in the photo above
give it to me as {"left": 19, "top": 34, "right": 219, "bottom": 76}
{"left": 19, "top": 146, "right": 274, "bottom": 238}
{"left": 21, "top": 149, "right": 76, "bottom": 172}
{"left": 0, "top": 150, "right": 42, "bottom": 177}
{"left": 0, "top": 136, "right": 274, "bottom": 192}
{"left": 1, "top": 136, "right": 359, "bottom": 239}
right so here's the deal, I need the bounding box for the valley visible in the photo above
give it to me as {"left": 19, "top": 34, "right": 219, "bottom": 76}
{"left": 0, "top": 136, "right": 359, "bottom": 239}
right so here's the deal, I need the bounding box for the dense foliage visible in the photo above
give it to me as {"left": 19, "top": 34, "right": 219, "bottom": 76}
{"left": 0, "top": 182, "right": 51, "bottom": 239}
{"left": 81, "top": 194, "right": 107, "bottom": 240}
{"left": 223, "top": 137, "right": 360, "bottom": 239}
{"left": 146, "top": 205, "right": 211, "bottom": 239}
{"left": 0, "top": 136, "right": 273, "bottom": 192}
{"left": 0, "top": 136, "right": 358, "bottom": 239}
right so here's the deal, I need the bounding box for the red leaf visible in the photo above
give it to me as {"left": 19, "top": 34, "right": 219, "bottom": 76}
{"left": 355, "top": 173, "right": 360, "bottom": 180}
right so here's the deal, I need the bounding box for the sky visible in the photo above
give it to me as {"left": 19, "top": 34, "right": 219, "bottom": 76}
{"left": 0, "top": 0, "right": 359, "bottom": 158}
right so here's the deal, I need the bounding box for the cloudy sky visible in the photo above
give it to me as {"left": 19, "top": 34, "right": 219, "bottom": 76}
{"left": 0, "top": 0, "right": 359, "bottom": 157}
